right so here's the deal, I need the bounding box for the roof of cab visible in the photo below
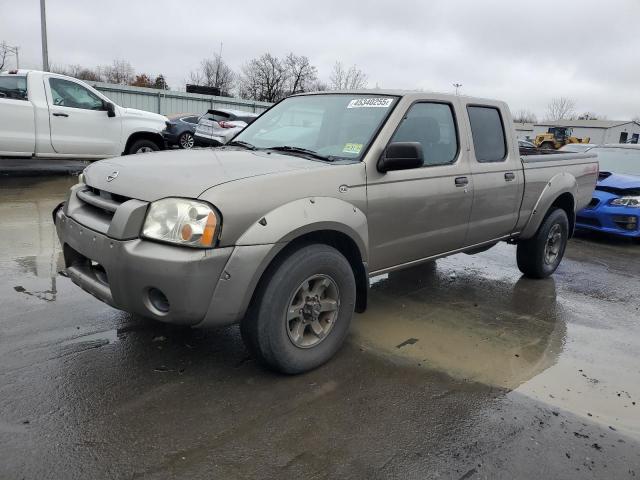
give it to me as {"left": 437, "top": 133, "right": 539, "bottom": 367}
{"left": 291, "top": 89, "right": 506, "bottom": 105}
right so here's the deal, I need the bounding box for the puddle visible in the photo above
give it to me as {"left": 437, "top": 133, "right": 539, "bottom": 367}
{"left": 1, "top": 176, "right": 76, "bottom": 302}
{"left": 352, "top": 261, "right": 565, "bottom": 390}
{"left": 352, "top": 251, "right": 640, "bottom": 438}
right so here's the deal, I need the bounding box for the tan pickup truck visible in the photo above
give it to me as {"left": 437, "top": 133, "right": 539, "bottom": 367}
{"left": 54, "top": 91, "right": 598, "bottom": 373}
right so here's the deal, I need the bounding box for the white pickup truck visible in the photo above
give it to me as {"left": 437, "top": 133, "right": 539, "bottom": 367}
{"left": 0, "top": 70, "right": 167, "bottom": 158}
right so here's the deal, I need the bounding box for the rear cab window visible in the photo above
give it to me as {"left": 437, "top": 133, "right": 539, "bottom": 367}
{"left": 467, "top": 105, "right": 507, "bottom": 162}
{"left": 0, "top": 75, "right": 28, "bottom": 101}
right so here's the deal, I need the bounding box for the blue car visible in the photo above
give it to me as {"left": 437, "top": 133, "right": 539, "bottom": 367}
{"left": 576, "top": 144, "right": 640, "bottom": 238}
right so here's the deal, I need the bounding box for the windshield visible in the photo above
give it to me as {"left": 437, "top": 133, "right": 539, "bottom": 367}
{"left": 233, "top": 94, "right": 398, "bottom": 160}
{"left": 591, "top": 147, "right": 640, "bottom": 176}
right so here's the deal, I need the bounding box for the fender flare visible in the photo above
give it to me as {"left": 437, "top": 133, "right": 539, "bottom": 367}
{"left": 236, "top": 196, "right": 369, "bottom": 262}
{"left": 520, "top": 172, "right": 577, "bottom": 239}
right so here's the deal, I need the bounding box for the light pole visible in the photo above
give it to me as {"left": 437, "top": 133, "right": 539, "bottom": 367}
{"left": 453, "top": 83, "right": 462, "bottom": 96}
{"left": 40, "top": 0, "right": 49, "bottom": 71}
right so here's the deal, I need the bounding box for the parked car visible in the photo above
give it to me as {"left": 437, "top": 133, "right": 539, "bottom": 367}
{"left": 194, "top": 109, "right": 258, "bottom": 146}
{"left": 0, "top": 70, "right": 167, "bottom": 158}
{"left": 558, "top": 143, "right": 598, "bottom": 153}
{"left": 162, "top": 113, "right": 200, "bottom": 149}
{"left": 518, "top": 139, "right": 537, "bottom": 155}
{"left": 54, "top": 91, "right": 597, "bottom": 374}
{"left": 576, "top": 144, "right": 640, "bottom": 238}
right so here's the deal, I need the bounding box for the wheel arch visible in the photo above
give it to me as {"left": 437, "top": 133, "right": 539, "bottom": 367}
{"left": 123, "top": 131, "right": 164, "bottom": 155}
{"left": 520, "top": 172, "right": 577, "bottom": 239}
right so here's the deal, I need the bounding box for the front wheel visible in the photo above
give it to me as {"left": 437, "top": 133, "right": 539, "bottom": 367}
{"left": 517, "top": 208, "right": 569, "bottom": 278}
{"left": 127, "top": 139, "right": 160, "bottom": 155}
{"left": 241, "top": 244, "right": 356, "bottom": 374}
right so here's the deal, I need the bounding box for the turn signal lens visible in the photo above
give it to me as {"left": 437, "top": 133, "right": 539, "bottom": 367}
{"left": 200, "top": 212, "right": 217, "bottom": 246}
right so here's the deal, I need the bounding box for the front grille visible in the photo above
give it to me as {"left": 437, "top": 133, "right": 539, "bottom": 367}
{"left": 586, "top": 198, "right": 600, "bottom": 209}
{"left": 576, "top": 215, "right": 601, "bottom": 228}
{"left": 77, "top": 185, "right": 130, "bottom": 219}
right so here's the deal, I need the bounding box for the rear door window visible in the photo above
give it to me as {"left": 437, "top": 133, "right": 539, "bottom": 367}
{"left": 467, "top": 106, "right": 507, "bottom": 162}
{"left": 0, "top": 76, "right": 28, "bottom": 100}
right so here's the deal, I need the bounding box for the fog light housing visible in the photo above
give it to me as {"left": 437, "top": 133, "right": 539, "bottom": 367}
{"left": 147, "top": 288, "right": 170, "bottom": 314}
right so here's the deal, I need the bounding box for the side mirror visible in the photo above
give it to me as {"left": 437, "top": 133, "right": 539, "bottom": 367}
{"left": 377, "top": 142, "right": 423, "bottom": 173}
{"left": 105, "top": 102, "right": 116, "bottom": 117}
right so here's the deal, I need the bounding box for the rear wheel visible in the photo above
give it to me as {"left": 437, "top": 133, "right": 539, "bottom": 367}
{"left": 241, "top": 244, "right": 356, "bottom": 374}
{"left": 540, "top": 142, "right": 556, "bottom": 150}
{"left": 517, "top": 208, "right": 569, "bottom": 278}
{"left": 127, "top": 139, "right": 160, "bottom": 155}
{"left": 178, "top": 132, "right": 195, "bottom": 149}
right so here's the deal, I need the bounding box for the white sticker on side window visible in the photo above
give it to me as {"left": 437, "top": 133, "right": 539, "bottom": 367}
{"left": 347, "top": 97, "right": 393, "bottom": 109}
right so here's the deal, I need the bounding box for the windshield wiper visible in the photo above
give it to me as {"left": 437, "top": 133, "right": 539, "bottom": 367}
{"left": 267, "top": 145, "right": 335, "bottom": 162}
{"left": 226, "top": 140, "right": 257, "bottom": 150}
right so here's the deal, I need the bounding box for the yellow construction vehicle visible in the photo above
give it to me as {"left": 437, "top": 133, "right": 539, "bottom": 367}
{"left": 534, "top": 127, "right": 590, "bottom": 150}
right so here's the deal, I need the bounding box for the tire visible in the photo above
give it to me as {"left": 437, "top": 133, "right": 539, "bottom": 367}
{"left": 517, "top": 208, "right": 569, "bottom": 279}
{"left": 241, "top": 244, "right": 356, "bottom": 374}
{"left": 127, "top": 139, "right": 160, "bottom": 155}
{"left": 178, "top": 132, "right": 195, "bottom": 149}
{"left": 540, "top": 142, "right": 555, "bottom": 150}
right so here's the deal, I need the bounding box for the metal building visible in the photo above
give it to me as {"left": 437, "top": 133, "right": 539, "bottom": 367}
{"left": 531, "top": 120, "right": 640, "bottom": 144}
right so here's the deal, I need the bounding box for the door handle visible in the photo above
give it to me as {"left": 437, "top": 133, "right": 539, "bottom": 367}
{"left": 53, "top": 112, "right": 69, "bottom": 117}
{"left": 504, "top": 172, "right": 515, "bottom": 181}
{"left": 454, "top": 176, "right": 469, "bottom": 187}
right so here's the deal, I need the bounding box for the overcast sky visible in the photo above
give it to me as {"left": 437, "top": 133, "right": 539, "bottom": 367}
{"left": 3, "top": 0, "right": 639, "bottom": 119}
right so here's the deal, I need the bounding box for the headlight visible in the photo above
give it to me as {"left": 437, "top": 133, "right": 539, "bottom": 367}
{"left": 142, "top": 198, "right": 221, "bottom": 248}
{"left": 78, "top": 168, "right": 87, "bottom": 184}
{"left": 610, "top": 196, "right": 640, "bottom": 208}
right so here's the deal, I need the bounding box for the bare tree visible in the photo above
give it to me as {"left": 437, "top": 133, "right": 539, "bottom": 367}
{"left": 50, "top": 64, "right": 103, "bottom": 82}
{"left": 329, "top": 61, "right": 368, "bottom": 90}
{"left": 545, "top": 97, "right": 576, "bottom": 121}
{"left": 0, "top": 42, "right": 9, "bottom": 71}
{"left": 285, "top": 53, "right": 317, "bottom": 94}
{"left": 102, "top": 59, "right": 134, "bottom": 85}
{"left": 310, "top": 79, "right": 329, "bottom": 92}
{"left": 513, "top": 109, "right": 538, "bottom": 123}
{"left": 239, "top": 53, "right": 288, "bottom": 102}
{"left": 189, "top": 54, "right": 235, "bottom": 94}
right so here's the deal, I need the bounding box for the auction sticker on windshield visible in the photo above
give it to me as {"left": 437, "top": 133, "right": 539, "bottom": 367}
{"left": 347, "top": 98, "right": 393, "bottom": 108}
{"left": 342, "top": 143, "right": 363, "bottom": 154}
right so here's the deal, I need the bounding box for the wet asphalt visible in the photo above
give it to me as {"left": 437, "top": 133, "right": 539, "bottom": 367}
{"left": 0, "top": 175, "right": 639, "bottom": 480}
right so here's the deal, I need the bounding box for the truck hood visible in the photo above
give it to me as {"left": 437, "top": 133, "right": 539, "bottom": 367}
{"left": 121, "top": 107, "right": 166, "bottom": 122}
{"left": 83, "top": 148, "right": 329, "bottom": 201}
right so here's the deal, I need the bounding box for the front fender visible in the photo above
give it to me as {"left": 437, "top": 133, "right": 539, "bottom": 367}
{"left": 236, "top": 196, "right": 369, "bottom": 262}
{"left": 197, "top": 197, "right": 369, "bottom": 327}
{"left": 520, "top": 171, "right": 577, "bottom": 239}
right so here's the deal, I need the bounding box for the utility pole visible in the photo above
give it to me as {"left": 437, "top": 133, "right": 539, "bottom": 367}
{"left": 453, "top": 83, "right": 462, "bottom": 96}
{"left": 3, "top": 44, "right": 20, "bottom": 69}
{"left": 40, "top": 0, "right": 49, "bottom": 71}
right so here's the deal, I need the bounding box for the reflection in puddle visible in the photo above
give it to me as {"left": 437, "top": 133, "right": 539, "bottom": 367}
{"left": 1, "top": 176, "right": 76, "bottom": 302}
{"left": 352, "top": 262, "right": 566, "bottom": 390}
